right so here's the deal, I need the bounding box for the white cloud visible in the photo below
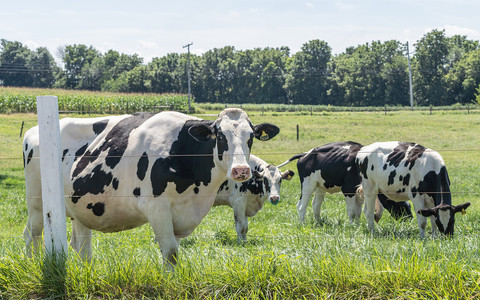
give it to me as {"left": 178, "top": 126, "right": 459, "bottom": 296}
{"left": 138, "top": 40, "right": 158, "bottom": 50}
{"left": 442, "top": 25, "right": 480, "bottom": 39}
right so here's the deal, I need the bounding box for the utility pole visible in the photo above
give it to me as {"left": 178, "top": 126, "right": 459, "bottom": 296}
{"left": 407, "top": 41, "right": 414, "bottom": 110}
{"left": 183, "top": 42, "right": 193, "bottom": 113}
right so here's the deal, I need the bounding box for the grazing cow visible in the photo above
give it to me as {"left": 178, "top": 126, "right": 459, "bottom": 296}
{"left": 278, "top": 141, "right": 412, "bottom": 223}
{"left": 356, "top": 141, "right": 470, "bottom": 237}
{"left": 23, "top": 108, "right": 280, "bottom": 267}
{"left": 213, "top": 154, "right": 294, "bottom": 241}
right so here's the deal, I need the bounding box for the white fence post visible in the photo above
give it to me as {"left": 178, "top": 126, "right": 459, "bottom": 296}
{"left": 36, "top": 96, "right": 68, "bottom": 257}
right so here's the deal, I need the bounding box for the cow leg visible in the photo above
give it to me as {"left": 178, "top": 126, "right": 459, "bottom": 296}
{"left": 23, "top": 199, "right": 43, "bottom": 257}
{"left": 345, "top": 194, "right": 363, "bottom": 222}
{"left": 362, "top": 184, "right": 378, "bottom": 234}
{"left": 374, "top": 197, "right": 384, "bottom": 223}
{"left": 311, "top": 188, "right": 325, "bottom": 223}
{"left": 231, "top": 197, "right": 248, "bottom": 242}
{"left": 411, "top": 196, "right": 428, "bottom": 238}
{"left": 147, "top": 208, "right": 178, "bottom": 270}
{"left": 70, "top": 220, "right": 92, "bottom": 261}
{"left": 297, "top": 180, "right": 316, "bottom": 223}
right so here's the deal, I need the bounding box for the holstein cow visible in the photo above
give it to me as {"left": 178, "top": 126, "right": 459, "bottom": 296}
{"left": 356, "top": 141, "right": 470, "bottom": 237}
{"left": 278, "top": 141, "right": 412, "bottom": 223}
{"left": 23, "top": 108, "right": 279, "bottom": 267}
{"left": 213, "top": 154, "right": 294, "bottom": 241}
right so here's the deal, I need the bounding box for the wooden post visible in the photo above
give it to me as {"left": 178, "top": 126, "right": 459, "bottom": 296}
{"left": 296, "top": 124, "right": 299, "bottom": 141}
{"left": 36, "top": 96, "right": 68, "bottom": 257}
{"left": 19, "top": 121, "right": 24, "bottom": 138}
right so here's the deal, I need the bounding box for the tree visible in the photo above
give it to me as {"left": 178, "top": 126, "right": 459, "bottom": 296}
{"left": 332, "top": 40, "right": 407, "bottom": 106}
{"left": 445, "top": 48, "right": 480, "bottom": 104}
{"left": 413, "top": 29, "right": 450, "bottom": 105}
{"left": 28, "top": 46, "right": 59, "bottom": 87}
{"left": 60, "top": 44, "right": 101, "bottom": 89}
{"left": 0, "top": 39, "right": 33, "bottom": 86}
{"left": 284, "top": 40, "right": 332, "bottom": 105}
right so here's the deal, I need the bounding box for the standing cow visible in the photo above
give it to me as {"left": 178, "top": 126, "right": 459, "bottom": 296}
{"left": 23, "top": 108, "right": 279, "bottom": 267}
{"left": 278, "top": 141, "right": 412, "bottom": 223}
{"left": 213, "top": 154, "right": 294, "bottom": 241}
{"left": 356, "top": 141, "right": 470, "bottom": 237}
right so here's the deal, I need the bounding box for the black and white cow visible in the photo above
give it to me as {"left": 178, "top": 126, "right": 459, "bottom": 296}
{"left": 213, "top": 154, "right": 294, "bottom": 241}
{"left": 356, "top": 141, "right": 470, "bottom": 237}
{"left": 278, "top": 141, "right": 413, "bottom": 223}
{"left": 23, "top": 108, "right": 279, "bottom": 267}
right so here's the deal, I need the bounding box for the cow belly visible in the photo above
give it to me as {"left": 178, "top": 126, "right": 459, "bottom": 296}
{"left": 68, "top": 195, "right": 147, "bottom": 232}
{"left": 171, "top": 190, "right": 217, "bottom": 237}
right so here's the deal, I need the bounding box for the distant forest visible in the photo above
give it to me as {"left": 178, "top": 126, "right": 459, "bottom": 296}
{"left": 1, "top": 29, "right": 480, "bottom": 106}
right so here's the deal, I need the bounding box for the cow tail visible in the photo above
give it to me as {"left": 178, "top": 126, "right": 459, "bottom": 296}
{"left": 277, "top": 153, "right": 307, "bottom": 168}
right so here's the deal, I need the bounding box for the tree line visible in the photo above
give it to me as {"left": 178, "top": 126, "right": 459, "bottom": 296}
{"left": 1, "top": 29, "right": 480, "bottom": 106}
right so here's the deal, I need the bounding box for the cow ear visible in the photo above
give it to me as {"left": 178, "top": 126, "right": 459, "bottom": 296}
{"left": 417, "top": 208, "right": 435, "bottom": 217}
{"left": 253, "top": 123, "right": 280, "bottom": 141}
{"left": 188, "top": 124, "right": 215, "bottom": 142}
{"left": 454, "top": 202, "right": 471, "bottom": 214}
{"left": 253, "top": 170, "right": 264, "bottom": 181}
{"left": 282, "top": 170, "right": 295, "bottom": 181}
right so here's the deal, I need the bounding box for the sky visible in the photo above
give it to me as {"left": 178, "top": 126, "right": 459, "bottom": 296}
{"left": 2, "top": 0, "right": 480, "bottom": 64}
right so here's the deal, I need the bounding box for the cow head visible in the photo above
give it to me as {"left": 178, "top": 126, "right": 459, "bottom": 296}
{"left": 417, "top": 202, "right": 471, "bottom": 236}
{"left": 253, "top": 165, "right": 294, "bottom": 205}
{"left": 188, "top": 108, "right": 279, "bottom": 182}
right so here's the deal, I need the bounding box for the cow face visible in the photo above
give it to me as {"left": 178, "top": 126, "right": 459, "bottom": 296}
{"left": 188, "top": 108, "right": 279, "bottom": 182}
{"left": 253, "top": 166, "right": 294, "bottom": 205}
{"left": 417, "top": 202, "right": 471, "bottom": 235}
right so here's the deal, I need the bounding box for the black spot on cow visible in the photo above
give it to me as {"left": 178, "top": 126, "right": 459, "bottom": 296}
{"left": 133, "top": 187, "right": 141, "bottom": 197}
{"left": 72, "top": 164, "right": 113, "bottom": 204}
{"left": 388, "top": 170, "right": 397, "bottom": 185}
{"left": 150, "top": 119, "right": 216, "bottom": 197}
{"left": 137, "top": 152, "right": 149, "bottom": 181}
{"left": 73, "top": 113, "right": 155, "bottom": 178}
{"left": 415, "top": 166, "right": 451, "bottom": 206}
{"left": 62, "top": 149, "right": 69, "bottom": 162}
{"left": 386, "top": 142, "right": 415, "bottom": 168}
{"left": 358, "top": 157, "right": 369, "bottom": 180}
{"left": 25, "top": 143, "right": 28, "bottom": 152}
{"left": 27, "top": 149, "right": 33, "bottom": 165}
{"left": 112, "top": 178, "right": 119, "bottom": 190}
{"left": 216, "top": 128, "right": 229, "bottom": 161}
{"left": 403, "top": 173, "right": 411, "bottom": 186}
{"left": 299, "top": 142, "right": 363, "bottom": 186}
{"left": 404, "top": 144, "right": 426, "bottom": 170}
{"left": 239, "top": 178, "right": 264, "bottom": 195}
{"left": 194, "top": 187, "right": 199, "bottom": 194}
{"left": 87, "top": 202, "right": 105, "bottom": 216}
{"left": 93, "top": 119, "right": 109, "bottom": 135}
{"left": 383, "top": 164, "right": 388, "bottom": 171}
{"left": 371, "top": 164, "right": 374, "bottom": 171}
{"left": 218, "top": 180, "right": 228, "bottom": 192}
{"left": 74, "top": 143, "right": 89, "bottom": 162}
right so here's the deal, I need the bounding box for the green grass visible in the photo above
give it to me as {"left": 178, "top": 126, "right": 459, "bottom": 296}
{"left": 1, "top": 110, "right": 480, "bottom": 298}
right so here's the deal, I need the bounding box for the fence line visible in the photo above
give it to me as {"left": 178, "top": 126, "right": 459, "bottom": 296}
{"left": 3, "top": 147, "right": 480, "bottom": 161}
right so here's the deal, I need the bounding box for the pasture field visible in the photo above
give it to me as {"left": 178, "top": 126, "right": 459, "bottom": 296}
{"left": 1, "top": 109, "right": 480, "bottom": 299}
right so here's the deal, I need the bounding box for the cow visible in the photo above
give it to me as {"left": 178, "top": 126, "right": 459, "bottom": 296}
{"left": 356, "top": 141, "right": 470, "bottom": 237}
{"left": 213, "top": 154, "right": 294, "bottom": 241}
{"left": 277, "top": 141, "right": 413, "bottom": 223}
{"left": 23, "top": 108, "right": 280, "bottom": 268}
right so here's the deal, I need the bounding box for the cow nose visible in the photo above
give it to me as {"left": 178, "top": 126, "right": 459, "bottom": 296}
{"left": 231, "top": 166, "right": 251, "bottom": 181}
{"left": 269, "top": 195, "right": 280, "bottom": 205}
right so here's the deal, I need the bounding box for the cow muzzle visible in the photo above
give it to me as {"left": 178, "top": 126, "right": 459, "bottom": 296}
{"left": 231, "top": 166, "right": 251, "bottom": 181}
{"left": 269, "top": 195, "right": 280, "bottom": 205}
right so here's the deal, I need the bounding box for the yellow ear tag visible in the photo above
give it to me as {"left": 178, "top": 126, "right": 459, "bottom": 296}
{"left": 260, "top": 131, "right": 269, "bottom": 141}
{"left": 462, "top": 209, "right": 466, "bottom": 215}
